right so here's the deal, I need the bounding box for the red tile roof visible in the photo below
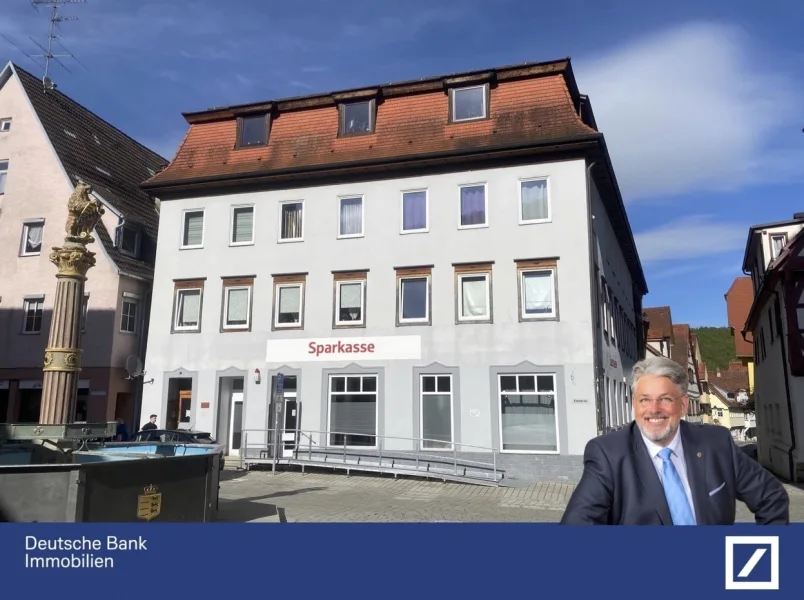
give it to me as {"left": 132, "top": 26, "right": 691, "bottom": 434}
{"left": 671, "top": 324, "right": 691, "bottom": 369}
{"left": 144, "top": 60, "right": 596, "bottom": 187}
{"left": 711, "top": 362, "right": 750, "bottom": 394}
{"left": 643, "top": 306, "right": 673, "bottom": 341}
{"left": 724, "top": 277, "right": 754, "bottom": 357}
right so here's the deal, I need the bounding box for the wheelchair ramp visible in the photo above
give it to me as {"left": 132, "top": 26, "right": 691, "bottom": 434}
{"left": 239, "top": 429, "right": 505, "bottom": 487}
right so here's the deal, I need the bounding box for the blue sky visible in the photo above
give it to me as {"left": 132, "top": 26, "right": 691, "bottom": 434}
{"left": 3, "top": 0, "right": 803, "bottom": 327}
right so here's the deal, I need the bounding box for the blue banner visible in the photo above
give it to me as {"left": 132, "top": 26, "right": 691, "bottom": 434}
{"left": 1, "top": 523, "right": 801, "bottom": 598}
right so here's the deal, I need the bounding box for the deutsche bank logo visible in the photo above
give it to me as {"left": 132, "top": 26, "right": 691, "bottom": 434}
{"left": 725, "top": 536, "right": 779, "bottom": 591}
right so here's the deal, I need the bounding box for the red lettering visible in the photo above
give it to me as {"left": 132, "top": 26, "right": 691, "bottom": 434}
{"left": 306, "top": 340, "right": 378, "bottom": 356}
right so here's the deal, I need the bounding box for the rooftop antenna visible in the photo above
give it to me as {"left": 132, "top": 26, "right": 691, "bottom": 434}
{"left": 29, "top": 0, "right": 88, "bottom": 91}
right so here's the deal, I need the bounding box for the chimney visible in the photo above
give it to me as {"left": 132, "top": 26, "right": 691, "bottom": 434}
{"left": 716, "top": 368, "right": 721, "bottom": 378}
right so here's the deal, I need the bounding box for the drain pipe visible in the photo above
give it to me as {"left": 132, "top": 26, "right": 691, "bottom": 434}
{"left": 585, "top": 161, "right": 603, "bottom": 434}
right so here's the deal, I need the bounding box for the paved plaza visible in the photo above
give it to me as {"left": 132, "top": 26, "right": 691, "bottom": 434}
{"left": 218, "top": 467, "right": 804, "bottom": 523}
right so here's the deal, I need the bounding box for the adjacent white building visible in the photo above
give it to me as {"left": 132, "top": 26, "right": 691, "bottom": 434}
{"left": 138, "top": 58, "right": 647, "bottom": 483}
{"left": 742, "top": 213, "right": 804, "bottom": 482}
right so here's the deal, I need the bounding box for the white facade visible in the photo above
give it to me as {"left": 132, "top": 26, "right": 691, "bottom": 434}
{"left": 140, "top": 155, "right": 643, "bottom": 482}
{"left": 743, "top": 215, "right": 804, "bottom": 482}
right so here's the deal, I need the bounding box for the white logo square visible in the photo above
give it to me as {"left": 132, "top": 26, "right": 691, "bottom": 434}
{"left": 725, "top": 536, "right": 779, "bottom": 591}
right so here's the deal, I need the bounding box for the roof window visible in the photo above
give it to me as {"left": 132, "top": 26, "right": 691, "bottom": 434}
{"left": 449, "top": 84, "right": 489, "bottom": 123}
{"left": 338, "top": 99, "right": 375, "bottom": 136}
{"left": 236, "top": 114, "right": 270, "bottom": 148}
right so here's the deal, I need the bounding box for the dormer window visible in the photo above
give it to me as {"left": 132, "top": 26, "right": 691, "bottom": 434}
{"left": 236, "top": 114, "right": 269, "bottom": 148}
{"left": 449, "top": 84, "right": 489, "bottom": 123}
{"left": 119, "top": 225, "right": 142, "bottom": 258}
{"left": 339, "top": 100, "right": 375, "bottom": 136}
{"left": 770, "top": 233, "right": 787, "bottom": 261}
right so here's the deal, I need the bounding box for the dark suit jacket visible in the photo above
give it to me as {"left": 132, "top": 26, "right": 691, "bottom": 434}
{"left": 560, "top": 421, "right": 789, "bottom": 525}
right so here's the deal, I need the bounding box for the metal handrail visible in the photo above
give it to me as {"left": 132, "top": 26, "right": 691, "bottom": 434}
{"left": 239, "top": 428, "right": 502, "bottom": 482}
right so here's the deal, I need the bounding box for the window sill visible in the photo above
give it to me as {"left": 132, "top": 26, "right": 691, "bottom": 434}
{"left": 457, "top": 317, "right": 492, "bottom": 325}
{"left": 20, "top": 331, "right": 41, "bottom": 335}
{"left": 519, "top": 218, "right": 552, "bottom": 226}
{"left": 449, "top": 115, "right": 490, "bottom": 125}
{"left": 229, "top": 241, "right": 254, "bottom": 248}
{"left": 337, "top": 233, "right": 365, "bottom": 240}
{"left": 119, "top": 330, "right": 137, "bottom": 335}
{"left": 397, "top": 319, "right": 431, "bottom": 327}
{"left": 272, "top": 324, "right": 303, "bottom": 331}
{"left": 278, "top": 237, "right": 303, "bottom": 244}
{"left": 458, "top": 223, "right": 488, "bottom": 231}
{"left": 179, "top": 245, "right": 204, "bottom": 251}
{"left": 499, "top": 449, "right": 560, "bottom": 455}
{"left": 521, "top": 315, "right": 558, "bottom": 322}
{"left": 400, "top": 228, "right": 428, "bottom": 235}
{"left": 19, "top": 252, "right": 41, "bottom": 257}
{"left": 333, "top": 322, "right": 366, "bottom": 329}
{"left": 172, "top": 328, "right": 201, "bottom": 334}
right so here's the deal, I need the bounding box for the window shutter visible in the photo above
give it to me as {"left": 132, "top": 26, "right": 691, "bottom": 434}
{"left": 232, "top": 208, "right": 253, "bottom": 243}
{"left": 184, "top": 213, "right": 204, "bottom": 246}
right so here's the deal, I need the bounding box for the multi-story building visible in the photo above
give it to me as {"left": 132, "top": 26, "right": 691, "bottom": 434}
{"left": 139, "top": 58, "right": 647, "bottom": 482}
{"left": 742, "top": 213, "right": 804, "bottom": 482}
{"left": 725, "top": 276, "right": 755, "bottom": 392}
{"left": 643, "top": 306, "right": 673, "bottom": 358}
{"left": 670, "top": 324, "right": 703, "bottom": 423}
{"left": 0, "top": 63, "right": 167, "bottom": 427}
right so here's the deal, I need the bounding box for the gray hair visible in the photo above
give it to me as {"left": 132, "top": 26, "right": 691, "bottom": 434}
{"left": 630, "top": 356, "right": 688, "bottom": 397}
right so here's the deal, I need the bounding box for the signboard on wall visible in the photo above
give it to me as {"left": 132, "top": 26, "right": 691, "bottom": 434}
{"left": 266, "top": 335, "right": 422, "bottom": 363}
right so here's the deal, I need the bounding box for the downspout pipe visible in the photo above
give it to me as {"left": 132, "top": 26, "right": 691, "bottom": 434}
{"left": 585, "top": 161, "right": 602, "bottom": 434}
{"left": 773, "top": 286, "right": 797, "bottom": 481}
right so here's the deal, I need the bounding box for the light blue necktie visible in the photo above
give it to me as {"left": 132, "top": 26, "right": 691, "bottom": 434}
{"left": 658, "top": 447, "right": 696, "bottom": 525}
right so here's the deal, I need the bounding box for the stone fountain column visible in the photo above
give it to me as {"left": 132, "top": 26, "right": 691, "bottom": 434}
{"left": 39, "top": 182, "right": 104, "bottom": 425}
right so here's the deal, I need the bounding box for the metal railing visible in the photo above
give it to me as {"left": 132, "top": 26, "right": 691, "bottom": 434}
{"left": 239, "top": 428, "right": 503, "bottom": 483}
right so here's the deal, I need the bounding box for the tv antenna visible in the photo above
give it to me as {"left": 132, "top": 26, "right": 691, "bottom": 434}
{"left": 2, "top": 0, "right": 89, "bottom": 91}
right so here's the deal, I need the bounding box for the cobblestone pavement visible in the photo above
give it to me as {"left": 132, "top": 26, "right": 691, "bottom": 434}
{"left": 217, "top": 468, "right": 804, "bottom": 523}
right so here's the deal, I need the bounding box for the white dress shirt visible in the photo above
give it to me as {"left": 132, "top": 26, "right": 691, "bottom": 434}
{"left": 640, "top": 428, "right": 697, "bottom": 523}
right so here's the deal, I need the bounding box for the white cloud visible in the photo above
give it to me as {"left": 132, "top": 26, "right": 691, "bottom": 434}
{"left": 575, "top": 22, "right": 802, "bottom": 202}
{"left": 634, "top": 215, "right": 747, "bottom": 263}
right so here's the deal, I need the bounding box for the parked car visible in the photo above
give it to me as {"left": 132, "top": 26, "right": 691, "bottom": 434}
{"left": 130, "top": 429, "right": 225, "bottom": 470}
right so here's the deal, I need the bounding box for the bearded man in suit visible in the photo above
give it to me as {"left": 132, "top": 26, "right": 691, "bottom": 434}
{"left": 561, "top": 356, "right": 789, "bottom": 525}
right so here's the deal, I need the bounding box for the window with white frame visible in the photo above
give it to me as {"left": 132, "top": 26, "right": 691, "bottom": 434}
{"left": 280, "top": 201, "right": 303, "bottom": 241}
{"left": 519, "top": 178, "right": 549, "bottom": 223}
{"left": 457, "top": 271, "right": 491, "bottom": 322}
{"left": 339, "top": 100, "right": 375, "bottom": 136}
{"left": 335, "top": 279, "right": 365, "bottom": 326}
{"left": 181, "top": 210, "right": 204, "bottom": 248}
{"left": 398, "top": 275, "right": 429, "bottom": 324}
{"left": 519, "top": 268, "right": 556, "bottom": 319}
{"left": 120, "top": 294, "right": 138, "bottom": 333}
{"left": 274, "top": 282, "right": 303, "bottom": 328}
{"left": 23, "top": 297, "right": 44, "bottom": 333}
{"left": 401, "top": 190, "right": 427, "bottom": 233}
{"left": 230, "top": 206, "right": 254, "bottom": 245}
{"left": 499, "top": 373, "right": 558, "bottom": 452}
{"left": 0, "top": 160, "right": 9, "bottom": 194}
{"left": 770, "top": 233, "right": 787, "bottom": 260}
{"left": 329, "top": 374, "right": 377, "bottom": 447}
{"left": 420, "top": 374, "right": 453, "bottom": 449}
{"left": 338, "top": 196, "right": 363, "bottom": 237}
{"left": 450, "top": 85, "right": 487, "bottom": 122}
{"left": 0, "top": 119, "right": 10, "bottom": 132}
{"left": 459, "top": 184, "right": 487, "bottom": 228}
{"left": 222, "top": 282, "right": 252, "bottom": 330}
{"left": 20, "top": 220, "right": 44, "bottom": 256}
{"left": 173, "top": 285, "right": 203, "bottom": 332}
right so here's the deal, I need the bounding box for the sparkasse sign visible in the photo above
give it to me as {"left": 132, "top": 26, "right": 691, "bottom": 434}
{"left": 266, "top": 336, "right": 421, "bottom": 363}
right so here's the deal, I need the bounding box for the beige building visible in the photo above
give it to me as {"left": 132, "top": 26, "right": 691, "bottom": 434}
{"left": 0, "top": 63, "right": 166, "bottom": 427}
